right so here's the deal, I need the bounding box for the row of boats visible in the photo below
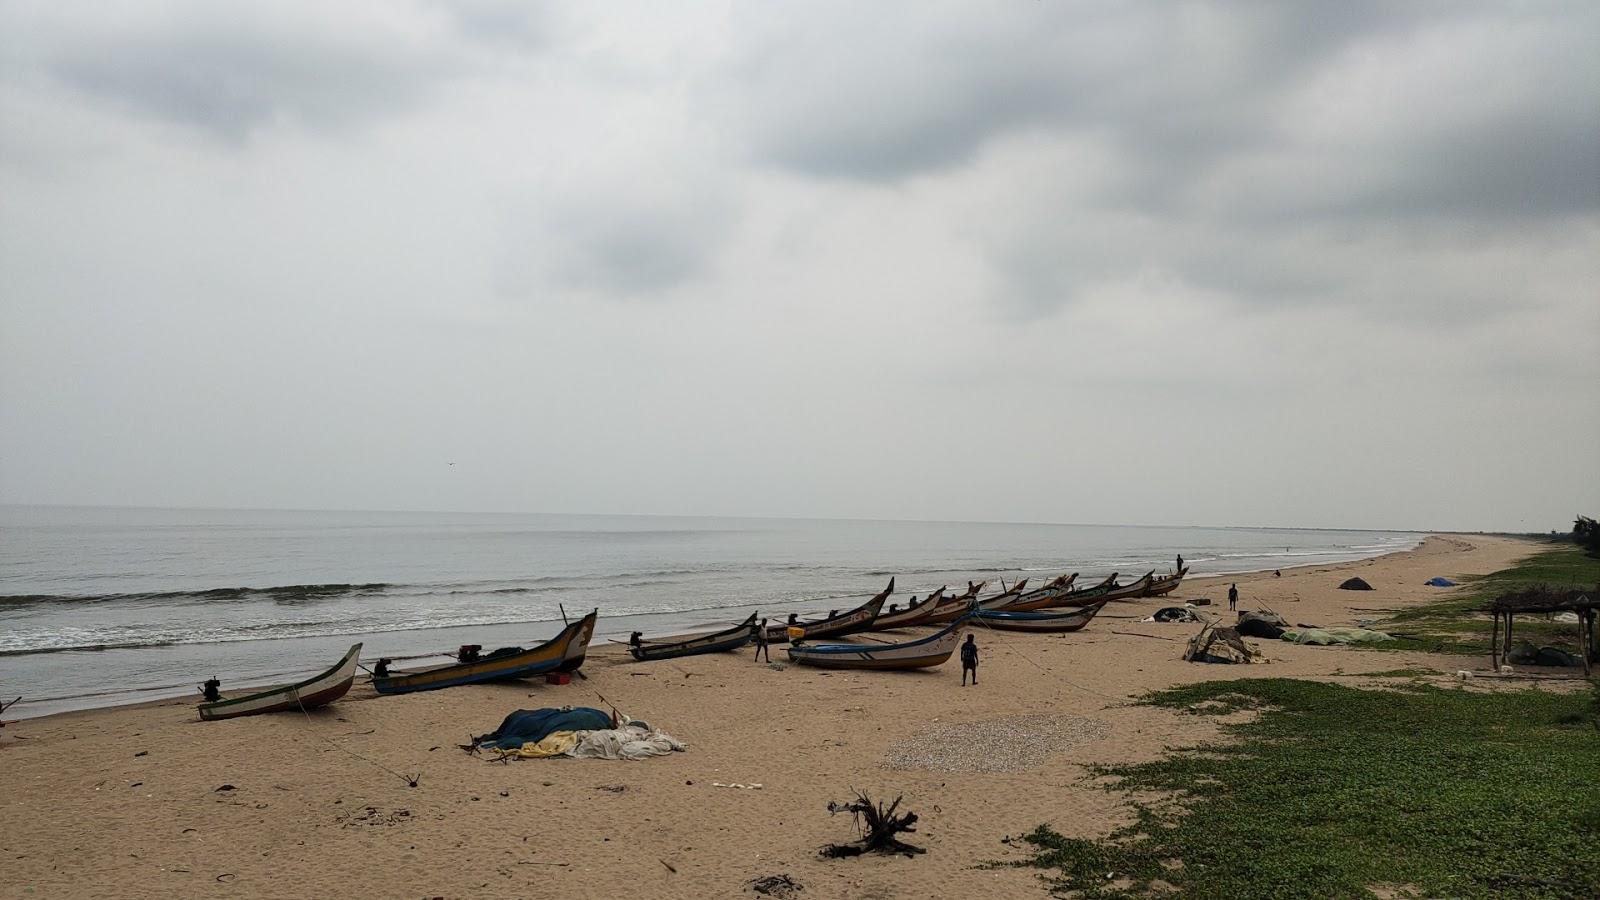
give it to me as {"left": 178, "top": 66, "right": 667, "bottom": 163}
{"left": 196, "top": 567, "right": 1186, "bottom": 721}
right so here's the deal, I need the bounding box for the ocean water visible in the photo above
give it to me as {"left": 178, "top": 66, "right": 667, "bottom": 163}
{"left": 0, "top": 506, "right": 1420, "bottom": 718}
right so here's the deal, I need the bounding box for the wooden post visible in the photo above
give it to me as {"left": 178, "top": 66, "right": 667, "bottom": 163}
{"left": 1490, "top": 611, "right": 1499, "bottom": 671}
{"left": 1504, "top": 612, "right": 1514, "bottom": 665}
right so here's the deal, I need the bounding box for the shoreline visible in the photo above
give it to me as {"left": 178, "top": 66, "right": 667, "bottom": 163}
{"left": 4, "top": 537, "right": 1427, "bottom": 721}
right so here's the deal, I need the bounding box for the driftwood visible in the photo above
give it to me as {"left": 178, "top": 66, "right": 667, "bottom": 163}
{"left": 821, "top": 791, "right": 924, "bottom": 857}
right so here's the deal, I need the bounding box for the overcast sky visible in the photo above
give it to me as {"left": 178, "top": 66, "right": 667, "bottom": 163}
{"left": 1, "top": 1, "right": 1595, "bottom": 532}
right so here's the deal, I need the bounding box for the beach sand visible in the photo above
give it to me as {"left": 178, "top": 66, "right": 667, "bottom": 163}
{"left": 0, "top": 534, "right": 1536, "bottom": 899}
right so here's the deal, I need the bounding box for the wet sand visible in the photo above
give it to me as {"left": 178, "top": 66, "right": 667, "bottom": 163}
{"left": 0, "top": 534, "right": 1535, "bottom": 899}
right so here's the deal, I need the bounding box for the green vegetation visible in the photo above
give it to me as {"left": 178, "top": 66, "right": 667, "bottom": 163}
{"left": 1020, "top": 678, "right": 1600, "bottom": 899}
{"left": 1373, "top": 544, "right": 1599, "bottom": 655}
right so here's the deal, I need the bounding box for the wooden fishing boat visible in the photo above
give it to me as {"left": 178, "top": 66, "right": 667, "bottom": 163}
{"left": 627, "top": 613, "right": 758, "bottom": 661}
{"left": 765, "top": 580, "right": 892, "bottom": 644}
{"left": 1144, "top": 567, "right": 1188, "bottom": 597}
{"left": 372, "top": 611, "right": 597, "bottom": 695}
{"left": 198, "top": 643, "right": 363, "bottom": 721}
{"left": 985, "top": 573, "right": 1080, "bottom": 612}
{"left": 974, "top": 601, "right": 1106, "bottom": 633}
{"left": 1101, "top": 571, "right": 1155, "bottom": 601}
{"left": 870, "top": 587, "right": 948, "bottom": 630}
{"left": 787, "top": 615, "right": 968, "bottom": 670}
{"left": 1042, "top": 572, "right": 1120, "bottom": 608}
{"left": 975, "top": 578, "right": 1033, "bottom": 611}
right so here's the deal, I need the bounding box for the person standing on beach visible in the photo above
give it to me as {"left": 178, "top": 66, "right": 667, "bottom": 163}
{"left": 753, "top": 619, "right": 770, "bottom": 663}
{"left": 1228, "top": 583, "right": 1239, "bottom": 611}
{"left": 960, "top": 634, "right": 979, "bottom": 686}
{"left": 1176, "top": 553, "right": 1184, "bottom": 572}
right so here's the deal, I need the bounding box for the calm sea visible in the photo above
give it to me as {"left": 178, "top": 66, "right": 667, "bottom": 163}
{"left": 0, "top": 506, "right": 1421, "bottom": 717}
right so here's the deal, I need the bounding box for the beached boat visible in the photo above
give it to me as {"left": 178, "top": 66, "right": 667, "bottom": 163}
{"left": 787, "top": 615, "right": 968, "bottom": 670}
{"left": 627, "top": 613, "right": 758, "bottom": 661}
{"left": 985, "top": 573, "right": 1080, "bottom": 612}
{"left": 1041, "top": 572, "right": 1120, "bottom": 608}
{"left": 765, "top": 580, "right": 891, "bottom": 643}
{"left": 870, "top": 587, "right": 948, "bottom": 630}
{"left": 975, "top": 578, "right": 1033, "bottom": 611}
{"left": 1101, "top": 571, "right": 1155, "bottom": 601}
{"left": 974, "top": 601, "right": 1106, "bottom": 633}
{"left": 198, "top": 643, "right": 363, "bottom": 721}
{"left": 1144, "top": 567, "right": 1188, "bottom": 597}
{"left": 372, "top": 611, "right": 597, "bottom": 695}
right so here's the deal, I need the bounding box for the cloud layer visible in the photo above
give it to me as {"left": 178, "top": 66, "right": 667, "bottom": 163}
{"left": 2, "top": 1, "right": 1596, "bottom": 530}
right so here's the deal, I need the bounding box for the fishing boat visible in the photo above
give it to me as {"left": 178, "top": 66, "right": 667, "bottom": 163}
{"left": 198, "top": 643, "right": 363, "bottom": 721}
{"left": 372, "top": 611, "right": 597, "bottom": 695}
{"left": 1101, "top": 571, "right": 1155, "bottom": 601}
{"left": 985, "top": 573, "right": 1080, "bottom": 612}
{"left": 1043, "top": 572, "right": 1120, "bottom": 608}
{"left": 974, "top": 601, "right": 1107, "bottom": 633}
{"left": 975, "top": 578, "right": 1033, "bottom": 610}
{"left": 627, "top": 613, "right": 758, "bottom": 661}
{"left": 1144, "top": 567, "right": 1188, "bottom": 597}
{"left": 787, "top": 614, "right": 968, "bottom": 670}
{"left": 765, "top": 580, "right": 891, "bottom": 644}
{"left": 869, "top": 587, "right": 948, "bottom": 630}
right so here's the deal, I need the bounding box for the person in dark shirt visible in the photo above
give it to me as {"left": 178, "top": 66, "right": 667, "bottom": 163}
{"left": 1176, "top": 553, "right": 1184, "bottom": 572}
{"left": 960, "top": 634, "right": 979, "bottom": 686}
{"left": 1228, "top": 583, "right": 1239, "bottom": 611}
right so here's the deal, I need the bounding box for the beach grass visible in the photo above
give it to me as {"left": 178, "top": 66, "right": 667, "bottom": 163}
{"left": 1372, "top": 543, "right": 1599, "bottom": 655}
{"left": 1018, "top": 677, "right": 1600, "bottom": 899}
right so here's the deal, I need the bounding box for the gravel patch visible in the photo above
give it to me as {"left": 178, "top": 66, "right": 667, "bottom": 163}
{"left": 880, "top": 714, "right": 1110, "bottom": 774}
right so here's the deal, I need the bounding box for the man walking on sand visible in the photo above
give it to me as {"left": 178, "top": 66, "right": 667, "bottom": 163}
{"left": 753, "top": 619, "right": 771, "bottom": 663}
{"left": 1228, "top": 583, "right": 1239, "bottom": 611}
{"left": 960, "top": 634, "right": 979, "bottom": 686}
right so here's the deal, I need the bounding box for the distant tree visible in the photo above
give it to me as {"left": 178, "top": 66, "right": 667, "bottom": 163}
{"left": 1575, "top": 515, "right": 1599, "bottom": 555}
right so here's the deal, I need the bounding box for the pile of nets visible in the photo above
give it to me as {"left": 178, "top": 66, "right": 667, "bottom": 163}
{"left": 1280, "top": 627, "right": 1395, "bottom": 645}
{"left": 473, "top": 706, "right": 686, "bottom": 761}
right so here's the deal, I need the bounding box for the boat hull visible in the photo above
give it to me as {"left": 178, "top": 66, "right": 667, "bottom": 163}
{"left": 1100, "top": 572, "right": 1155, "bottom": 602}
{"left": 975, "top": 601, "right": 1106, "bottom": 633}
{"left": 630, "top": 615, "right": 757, "bottom": 661}
{"left": 787, "top": 618, "right": 964, "bottom": 670}
{"left": 372, "top": 612, "right": 597, "bottom": 695}
{"left": 1143, "top": 568, "right": 1188, "bottom": 597}
{"left": 766, "top": 581, "right": 891, "bottom": 644}
{"left": 198, "top": 643, "right": 363, "bottom": 721}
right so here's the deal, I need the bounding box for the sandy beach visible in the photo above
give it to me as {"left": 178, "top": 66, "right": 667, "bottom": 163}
{"left": 0, "top": 534, "right": 1536, "bottom": 899}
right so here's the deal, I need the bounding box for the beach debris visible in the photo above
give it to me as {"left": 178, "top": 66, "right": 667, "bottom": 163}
{"left": 1184, "top": 624, "right": 1264, "bottom": 664}
{"left": 133, "top": 750, "right": 148, "bottom": 757}
{"left": 336, "top": 805, "right": 411, "bottom": 827}
{"left": 748, "top": 874, "right": 803, "bottom": 897}
{"left": 712, "top": 782, "right": 763, "bottom": 789}
{"left": 1338, "top": 577, "right": 1375, "bottom": 591}
{"left": 1425, "top": 577, "right": 1459, "bottom": 587}
{"left": 821, "top": 791, "right": 924, "bottom": 858}
{"left": 595, "top": 784, "right": 627, "bottom": 793}
{"left": 882, "top": 714, "right": 1108, "bottom": 774}
{"left": 214, "top": 784, "right": 236, "bottom": 793}
{"left": 659, "top": 858, "right": 677, "bottom": 873}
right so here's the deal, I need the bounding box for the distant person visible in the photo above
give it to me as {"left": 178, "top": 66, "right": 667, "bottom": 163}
{"left": 1228, "top": 583, "right": 1239, "bottom": 611}
{"left": 753, "top": 619, "right": 770, "bottom": 663}
{"left": 1274, "top": 569, "right": 1282, "bottom": 578}
{"left": 960, "top": 634, "right": 979, "bottom": 686}
{"left": 200, "top": 677, "right": 222, "bottom": 703}
{"left": 1176, "top": 553, "right": 1184, "bottom": 572}
{"left": 628, "top": 632, "right": 643, "bottom": 650}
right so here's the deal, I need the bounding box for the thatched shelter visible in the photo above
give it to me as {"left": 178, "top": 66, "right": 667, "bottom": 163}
{"left": 1486, "top": 586, "right": 1598, "bottom": 675}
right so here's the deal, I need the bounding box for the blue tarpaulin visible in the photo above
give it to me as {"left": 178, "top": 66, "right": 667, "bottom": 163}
{"left": 1425, "top": 577, "right": 1458, "bottom": 587}
{"left": 475, "top": 707, "right": 615, "bottom": 750}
